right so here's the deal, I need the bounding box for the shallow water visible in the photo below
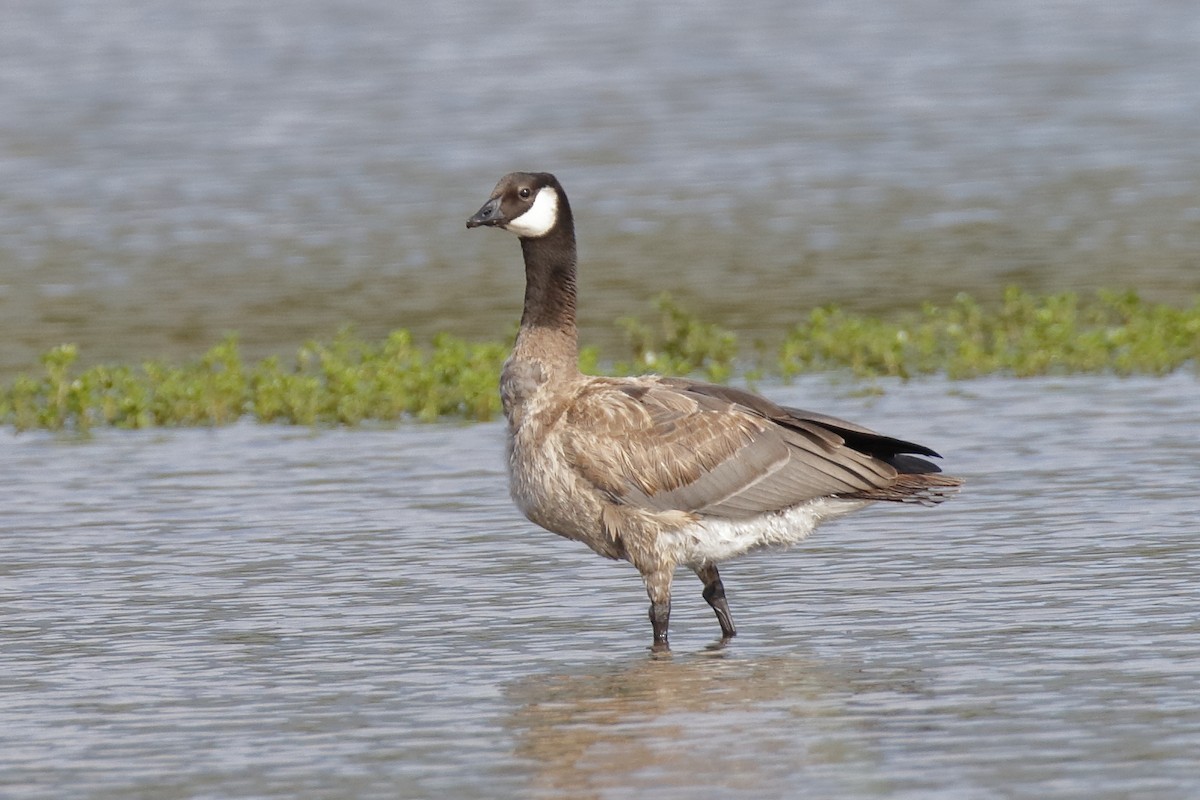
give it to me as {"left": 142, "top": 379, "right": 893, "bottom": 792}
{"left": 2, "top": 0, "right": 1200, "bottom": 375}
{"left": 3, "top": 374, "right": 1198, "bottom": 798}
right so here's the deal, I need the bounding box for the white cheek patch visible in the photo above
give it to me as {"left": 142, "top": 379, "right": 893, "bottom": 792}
{"left": 505, "top": 187, "right": 559, "bottom": 238}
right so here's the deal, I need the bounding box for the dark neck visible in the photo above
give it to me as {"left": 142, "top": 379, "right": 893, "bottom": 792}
{"left": 513, "top": 220, "right": 579, "bottom": 373}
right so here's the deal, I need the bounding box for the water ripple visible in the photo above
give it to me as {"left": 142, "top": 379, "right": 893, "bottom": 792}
{"left": 2, "top": 375, "right": 1199, "bottom": 797}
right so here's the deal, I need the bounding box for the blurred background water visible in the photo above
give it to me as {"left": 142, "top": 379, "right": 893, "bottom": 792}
{"left": 1, "top": 0, "right": 1198, "bottom": 376}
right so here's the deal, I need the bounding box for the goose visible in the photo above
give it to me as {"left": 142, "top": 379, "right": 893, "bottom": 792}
{"left": 467, "top": 171, "right": 962, "bottom": 652}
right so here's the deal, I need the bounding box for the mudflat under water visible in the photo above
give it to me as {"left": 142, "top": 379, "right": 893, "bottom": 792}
{"left": 2, "top": 0, "right": 1200, "bottom": 375}
{"left": 3, "top": 375, "right": 1198, "bottom": 798}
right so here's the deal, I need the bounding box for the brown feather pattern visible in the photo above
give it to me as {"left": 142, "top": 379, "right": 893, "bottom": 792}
{"left": 561, "top": 376, "right": 960, "bottom": 522}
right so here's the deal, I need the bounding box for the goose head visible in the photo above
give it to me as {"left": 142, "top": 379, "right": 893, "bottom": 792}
{"left": 466, "top": 172, "right": 565, "bottom": 239}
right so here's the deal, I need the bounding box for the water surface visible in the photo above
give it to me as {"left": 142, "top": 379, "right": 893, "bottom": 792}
{"left": 3, "top": 375, "right": 1198, "bottom": 798}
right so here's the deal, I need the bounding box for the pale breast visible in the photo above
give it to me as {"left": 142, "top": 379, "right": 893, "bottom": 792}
{"left": 503, "top": 372, "right": 615, "bottom": 549}
{"left": 500, "top": 358, "right": 546, "bottom": 428}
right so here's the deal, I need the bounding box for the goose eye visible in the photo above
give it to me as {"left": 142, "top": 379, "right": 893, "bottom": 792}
{"left": 518, "top": 187, "right": 531, "bottom": 199}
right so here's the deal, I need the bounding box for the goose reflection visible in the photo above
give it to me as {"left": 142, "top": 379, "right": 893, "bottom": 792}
{"left": 504, "top": 652, "right": 918, "bottom": 798}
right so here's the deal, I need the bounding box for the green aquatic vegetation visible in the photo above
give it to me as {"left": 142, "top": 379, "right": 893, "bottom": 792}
{"left": 2, "top": 287, "right": 1197, "bottom": 431}
{"left": 616, "top": 293, "right": 739, "bottom": 383}
{"left": 778, "top": 287, "right": 1200, "bottom": 379}
{"left": 1, "top": 332, "right": 512, "bottom": 432}
{"left": 250, "top": 329, "right": 510, "bottom": 425}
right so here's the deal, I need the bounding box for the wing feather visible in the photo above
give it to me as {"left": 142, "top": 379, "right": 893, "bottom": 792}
{"left": 560, "top": 376, "right": 956, "bottom": 520}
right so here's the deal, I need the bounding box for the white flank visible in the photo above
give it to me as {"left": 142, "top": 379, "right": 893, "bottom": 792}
{"left": 661, "top": 497, "right": 869, "bottom": 567}
{"left": 505, "top": 187, "right": 559, "bottom": 238}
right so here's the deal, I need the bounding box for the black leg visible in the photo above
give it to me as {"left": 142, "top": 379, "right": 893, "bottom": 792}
{"left": 648, "top": 601, "right": 671, "bottom": 652}
{"left": 697, "top": 564, "right": 736, "bottom": 640}
{"left": 643, "top": 567, "right": 673, "bottom": 652}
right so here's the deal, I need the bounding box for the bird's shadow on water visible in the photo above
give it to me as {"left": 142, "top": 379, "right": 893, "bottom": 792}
{"left": 501, "top": 642, "right": 926, "bottom": 798}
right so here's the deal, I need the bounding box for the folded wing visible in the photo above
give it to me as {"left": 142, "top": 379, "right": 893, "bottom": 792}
{"left": 562, "top": 377, "right": 960, "bottom": 520}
